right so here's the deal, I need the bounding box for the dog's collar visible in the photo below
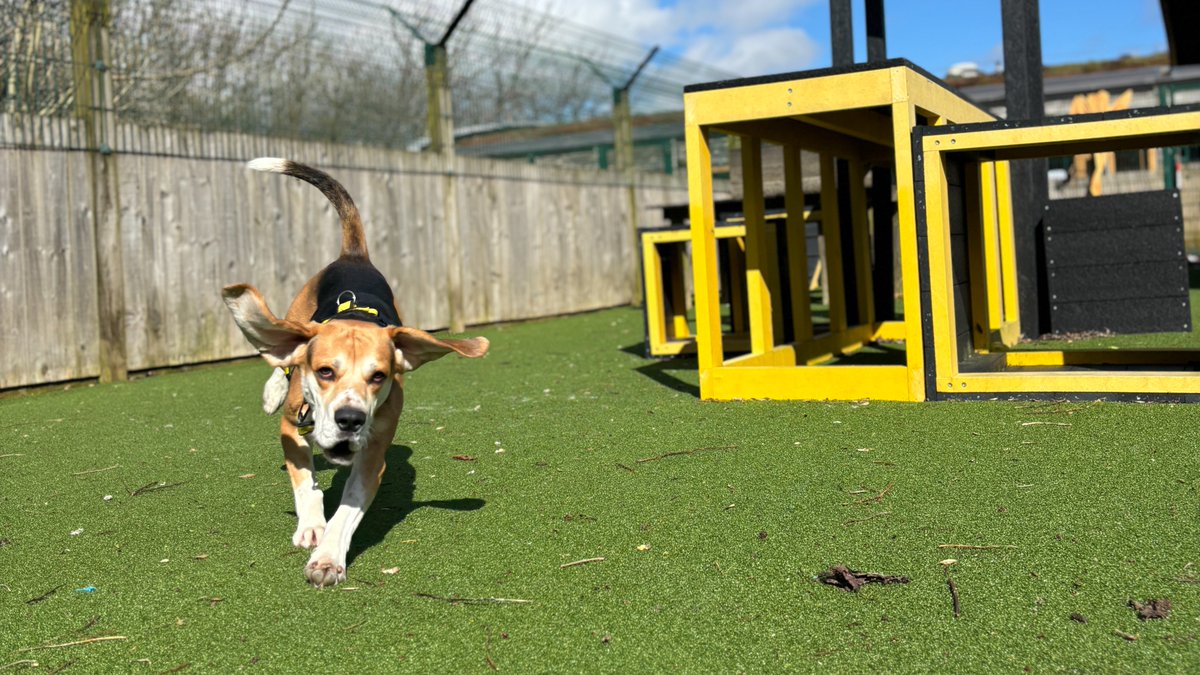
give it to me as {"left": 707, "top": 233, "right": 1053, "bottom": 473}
{"left": 281, "top": 367, "right": 316, "bottom": 436}
{"left": 295, "top": 401, "right": 315, "bottom": 436}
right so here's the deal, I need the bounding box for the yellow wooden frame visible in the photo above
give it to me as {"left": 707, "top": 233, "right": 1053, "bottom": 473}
{"left": 919, "top": 110, "right": 1200, "bottom": 396}
{"left": 641, "top": 224, "right": 750, "bottom": 357}
{"left": 684, "top": 61, "right": 996, "bottom": 401}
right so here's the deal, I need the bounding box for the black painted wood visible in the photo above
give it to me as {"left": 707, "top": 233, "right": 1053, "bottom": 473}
{"left": 1044, "top": 191, "right": 1190, "bottom": 334}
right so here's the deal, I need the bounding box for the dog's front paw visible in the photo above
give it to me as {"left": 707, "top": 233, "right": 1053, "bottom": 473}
{"left": 293, "top": 522, "right": 326, "bottom": 549}
{"left": 305, "top": 555, "right": 346, "bottom": 588}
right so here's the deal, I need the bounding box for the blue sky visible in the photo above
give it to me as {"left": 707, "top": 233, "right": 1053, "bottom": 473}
{"left": 562, "top": 0, "right": 1169, "bottom": 78}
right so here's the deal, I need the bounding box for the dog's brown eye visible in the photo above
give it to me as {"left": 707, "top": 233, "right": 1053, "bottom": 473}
{"left": 370, "top": 371, "right": 387, "bottom": 384}
{"left": 317, "top": 367, "right": 335, "bottom": 381}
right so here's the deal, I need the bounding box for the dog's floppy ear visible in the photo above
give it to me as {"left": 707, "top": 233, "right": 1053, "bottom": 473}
{"left": 222, "top": 284, "right": 317, "bottom": 368}
{"left": 389, "top": 326, "right": 489, "bottom": 372}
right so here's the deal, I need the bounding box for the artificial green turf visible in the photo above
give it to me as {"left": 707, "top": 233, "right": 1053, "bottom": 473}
{"left": 2, "top": 306, "right": 1199, "bottom": 673}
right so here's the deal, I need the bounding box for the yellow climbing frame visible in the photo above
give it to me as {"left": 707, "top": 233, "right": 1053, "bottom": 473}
{"left": 684, "top": 61, "right": 997, "bottom": 401}
{"left": 920, "top": 109, "right": 1200, "bottom": 396}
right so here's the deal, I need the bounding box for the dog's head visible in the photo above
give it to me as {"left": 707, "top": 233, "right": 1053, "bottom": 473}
{"left": 222, "top": 284, "right": 488, "bottom": 464}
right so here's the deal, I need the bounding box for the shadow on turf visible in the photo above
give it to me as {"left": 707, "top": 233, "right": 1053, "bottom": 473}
{"left": 620, "top": 342, "right": 700, "bottom": 397}
{"left": 309, "top": 444, "right": 485, "bottom": 565}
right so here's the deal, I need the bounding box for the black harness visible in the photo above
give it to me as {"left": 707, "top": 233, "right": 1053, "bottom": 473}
{"left": 290, "top": 259, "right": 402, "bottom": 436}
{"left": 310, "top": 259, "right": 402, "bottom": 328}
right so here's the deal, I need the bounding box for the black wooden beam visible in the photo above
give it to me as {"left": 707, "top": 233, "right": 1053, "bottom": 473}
{"left": 830, "top": 0, "right": 854, "bottom": 67}
{"left": 1000, "top": 0, "right": 1051, "bottom": 337}
{"left": 865, "top": 0, "right": 886, "bottom": 63}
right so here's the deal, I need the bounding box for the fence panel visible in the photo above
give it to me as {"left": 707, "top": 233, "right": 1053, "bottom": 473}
{"left": 0, "top": 149, "right": 100, "bottom": 388}
{"left": 0, "top": 128, "right": 690, "bottom": 388}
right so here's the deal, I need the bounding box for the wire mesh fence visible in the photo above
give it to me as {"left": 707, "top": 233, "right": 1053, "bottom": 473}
{"left": 0, "top": 0, "right": 737, "bottom": 176}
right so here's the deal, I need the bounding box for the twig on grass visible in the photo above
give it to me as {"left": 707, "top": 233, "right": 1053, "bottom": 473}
{"left": 560, "top": 557, "right": 605, "bottom": 569}
{"left": 77, "top": 615, "right": 101, "bottom": 634}
{"left": 1113, "top": 629, "right": 1139, "bottom": 642}
{"left": 947, "top": 578, "right": 961, "bottom": 618}
{"left": 847, "top": 483, "right": 894, "bottom": 506}
{"left": 25, "top": 585, "right": 62, "bottom": 605}
{"left": 343, "top": 619, "right": 368, "bottom": 632}
{"left": 843, "top": 511, "right": 891, "bottom": 526}
{"left": 73, "top": 464, "right": 121, "bottom": 476}
{"left": 17, "top": 635, "right": 128, "bottom": 652}
{"left": 636, "top": 445, "right": 737, "bottom": 464}
{"left": 130, "top": 481, "right": 185, "bottom": 497}
{"left": 1019, "top": 421, "right": 1072, "bottom": 427}
{"left": 415, "top": 593, "right": 533, "bottom": 606}
{"left": 0, "top": 454, "right": 25, "bottom": 459}
{"left": 484, "top": 628, "right": 498, "bottom": 671}
{"left": 615, "top": 463, "right": 636, "bottom": 474}
{"left": 0, "top": 661, "right": 39, "bottom": 671}
{"left": 937, "top": 544, "right": 1017, "bottom": 550}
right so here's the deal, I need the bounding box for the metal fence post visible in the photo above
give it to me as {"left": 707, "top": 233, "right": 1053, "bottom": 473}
{"left": 70, "top": 0, "right": 127, "bottom": 383}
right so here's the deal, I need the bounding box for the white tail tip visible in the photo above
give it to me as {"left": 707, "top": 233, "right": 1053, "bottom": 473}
{"left": 247, "top": 157, "right": 289, "bottom": 173}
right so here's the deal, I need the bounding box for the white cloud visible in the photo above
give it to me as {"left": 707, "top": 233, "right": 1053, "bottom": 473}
{"left": 542, "top": 0, "right": 822, "bottom": 76}
{"left": 686, "top": 26, "right": 819, "bottom": 75}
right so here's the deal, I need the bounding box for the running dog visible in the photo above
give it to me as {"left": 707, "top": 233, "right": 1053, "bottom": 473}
{"left": 222, "top": 158, "right": 489, "bottom": 587}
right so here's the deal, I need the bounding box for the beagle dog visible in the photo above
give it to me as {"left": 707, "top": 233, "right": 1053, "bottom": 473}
{"left": 223, "top": 158, "right": 489, "bottom": 587}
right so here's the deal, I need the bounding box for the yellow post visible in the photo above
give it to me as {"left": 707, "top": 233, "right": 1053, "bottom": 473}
{"left": 889, "top": 96, "right": 924, "bottom": 400}
{"left": 740, "top": 137, "right": 775, "bottom": 354}
{"left": 685, "top": 118, "right": 723, "bottom": 383}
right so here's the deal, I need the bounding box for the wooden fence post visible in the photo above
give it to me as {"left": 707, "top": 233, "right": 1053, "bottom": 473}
{"left": 70, "top": 0, "right": 127, "bottom": 383}
{"left": 426, "top": 43, "right": 465, "bottom": 333}
{"left": 612, "top": 86, "right": 643, "bottom": 304}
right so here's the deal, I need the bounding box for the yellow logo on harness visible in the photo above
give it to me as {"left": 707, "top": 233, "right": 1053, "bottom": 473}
{"left": 322, "top": 290, "right": 378, "bottom": 324}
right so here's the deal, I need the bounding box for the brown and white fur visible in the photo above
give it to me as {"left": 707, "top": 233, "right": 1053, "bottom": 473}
{"left": 222, "top": 158, "right": 488, "bottom": 587}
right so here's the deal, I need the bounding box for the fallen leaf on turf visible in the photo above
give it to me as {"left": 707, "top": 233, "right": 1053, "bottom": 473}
{"left": 193, "top": 554, "right": 209, "bottom": 560}
{"left": 238, "top": 473, "right": 256, "bottom": 479}
{"left": 382, "top": 567, "right": 400, "bottom": 575}
{"left": 636, "top": 544, "right": 651, "bottom": 552}
{"left": 452, "top": 455, "right": 476, "bottom": 462}
{"left": 1070, "top": 613, "right": 1088, "bottom": 624}
{"left": 1130, "top": 598, "right": 1171, "bottom": 620}
{"left": 818, "top": 564, "right": 910, "bottom": 592}
{"left": 940, "top": 559, "right": 957, "bottom": 566}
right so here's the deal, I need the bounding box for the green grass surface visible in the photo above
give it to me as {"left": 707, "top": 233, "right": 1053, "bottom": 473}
{"left": 2, "top": 306, "right": 1199, "bottom": 672}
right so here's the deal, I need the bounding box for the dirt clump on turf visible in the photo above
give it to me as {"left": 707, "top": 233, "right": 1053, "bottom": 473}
{"left": 1129, "top": 598, "right": 1171, "bottom": 620}
{"left": 818, "top": 564, "right": 910, "bottom": 592}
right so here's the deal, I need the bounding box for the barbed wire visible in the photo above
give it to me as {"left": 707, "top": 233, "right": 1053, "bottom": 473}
{"left": 0, "top": 0, "right": 738, "bottom": 172}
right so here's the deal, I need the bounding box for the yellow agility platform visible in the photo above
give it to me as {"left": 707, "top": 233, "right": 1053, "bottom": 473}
{"left": 916, "top": 105, "right": 1200, "bottom": 400}
{"left": 683, "top": 59, "right": 997, "bottom": 401}
{"left": 641, "top": 223, "right": 750, "bottom": 357}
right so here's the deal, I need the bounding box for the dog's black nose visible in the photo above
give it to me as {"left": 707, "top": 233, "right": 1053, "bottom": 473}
{"left": 334, "top": 407, "right": 367, "bottom": 433}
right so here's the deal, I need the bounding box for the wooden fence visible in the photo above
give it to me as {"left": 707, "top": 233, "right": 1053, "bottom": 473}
{"left": 0, "top": 123, "right": 693, "bottom": 389}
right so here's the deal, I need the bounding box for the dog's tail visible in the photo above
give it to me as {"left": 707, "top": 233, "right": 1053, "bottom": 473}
{"left": 248, "top": 158, "right": 368, "bottom": 260}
